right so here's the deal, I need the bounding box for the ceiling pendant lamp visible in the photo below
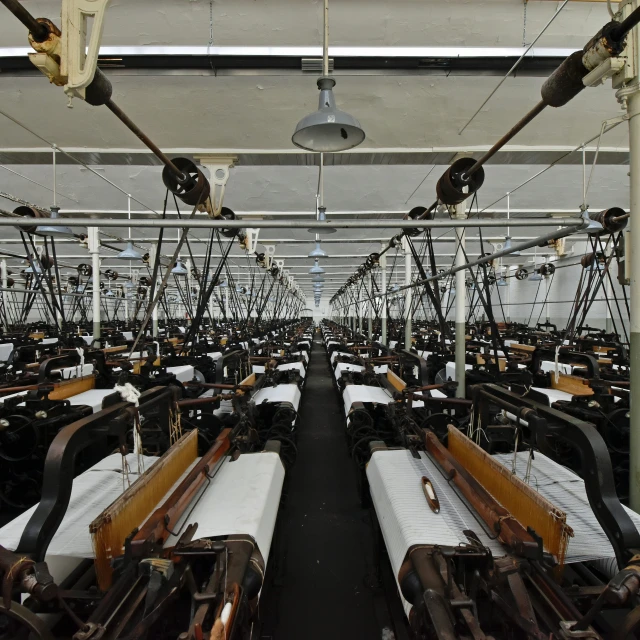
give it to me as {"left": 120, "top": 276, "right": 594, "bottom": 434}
{"left": 24, "top": 262, "right": 42, "bottom": 274}
{"left": 35, "top": 150, "right": 73, "bottom": 237}
{"left": 309, "top": 205, "right": 337, "bottom": 234}
{"left": 292, "top": 77, "right": 365, "bottom": 152}
{"left": 309, "top": 259, "right": 325, "bottom": 275}
{"left": 117, "top": 195, "right": 143, "bottom": 260}
{"left": 35, "top": 206, "right": 74, "bottom": 237}
{"left": 172, "top": 260, "right": 188, "bottom": 275}
{"left": 502, "top": 194, "right": 521, "bottom": 258}
{"left": 496, "top": 276, "right": 508, "bottom": 287}
{"left": 308, "top": 239, "right": 328, "bottom": 258}
{"left": 117, "top": 241, "right": 143, "bottom": 260}
{"left": 292, "top": 0, "right": 364, "bottom": 152}
{"left": 503, "top": 236, "right": 521, "bottom": 258}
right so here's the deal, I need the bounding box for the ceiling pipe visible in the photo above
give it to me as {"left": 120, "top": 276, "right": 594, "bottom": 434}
{"left": 0, "top": 217, "right": 583, "bottom": 229}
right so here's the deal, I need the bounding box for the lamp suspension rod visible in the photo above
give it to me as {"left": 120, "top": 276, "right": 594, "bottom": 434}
{"left": 323, "top": 0, "right": 329, "bottom": 77}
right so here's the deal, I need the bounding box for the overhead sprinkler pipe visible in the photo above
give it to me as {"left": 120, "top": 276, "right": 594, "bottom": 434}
{"left": 0, "top": 217, "right": 579, "bottom": 231}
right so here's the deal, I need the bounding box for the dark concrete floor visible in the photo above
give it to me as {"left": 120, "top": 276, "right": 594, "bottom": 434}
{"left": 260, "top": 337, "right": 384, "bottom": 639}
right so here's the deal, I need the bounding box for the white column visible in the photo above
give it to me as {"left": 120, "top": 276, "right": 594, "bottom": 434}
{"left": 605, "top": 247, "right": 614, "bottom": 332}
{"left": 380, "top": 245, "right": 388, "bottom": 345}
{"left": 403, "top": 236, "right": 412, "bottom": 350}
{"left": 88, "top": 227, "right": 101, "bottom": 345}
{"left": 368, "top": 271, "right": 373, "bottom": 340}
{"left": 150, "top": 247, "right": 159, "bottom": 338}
{"left": 544, "top": 275, "right": 550, "bottom": 324}
{"left": 1, "top": 260, "right": 7, "bottom": 331}
{"left": 629, "top": 74, "right": 640, "bottom": 510}
{"left": 454, "top": 203, "right": 467, "bottom": 398}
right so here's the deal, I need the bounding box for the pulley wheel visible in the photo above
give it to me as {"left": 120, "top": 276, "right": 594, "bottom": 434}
{"left": 219, "top": 206, "right": 239, "bottom": 238}
{"left": 539, "top": 263, "right": 555, "bottom": 276}
{"left": 404, "top": 206, "right": 429, "bottom": 237}
{"left": 77, "top": 264, "right": 93, "bottom": 276}
{"left": 515, "top": 268, "right": 528, "bottom": 281}
{"left": 0, "top": 415, "right": 38, "bottom": 461}
{"left": 436, "top": 157, "right": 485, "bottom": 206}
{"left": 421, "top": 413, "right": 459, "bottom": 440}
{"left": 589, "top": 207, "right": 628, "bottom": 236}
{"left": 581, "top": 253, "right": 596, "bottom": 269}
{"left": 12, "top": 206, "right": 45, "bottom": 235}
{"left": 162, "top": 157, "right": 211, "bottom": 206}
{"left": 273, "top": 404, "right": 297, "bottom": 425}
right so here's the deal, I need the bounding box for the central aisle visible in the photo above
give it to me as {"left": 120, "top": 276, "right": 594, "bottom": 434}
{"left": 262, "top": 336, "right": 383, "bottom": 639}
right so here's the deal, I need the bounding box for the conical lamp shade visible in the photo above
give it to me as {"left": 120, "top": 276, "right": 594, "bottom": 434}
{"left": 309, "top": 259, "right": 325, "bottom": 275}
{"left": 24, "top": 262, "right": 42, "bottom": 274}
{"left": 117, "top": 241, "right": 143, "bottom": 261}
{"left": 308, "top": 241, "right": 328, "bottom": 258}
{"left": 35, "top": 207, "right": 74, "bottom": 237}
{"left": 503, "top": 236, "right": 521, "bottom": 257}
{"left": 292, "top": 77, "right": 365, "bottom": 152}
{"left": 172, "top": 260, "right": 188, "bottom": 275}
{"left": 309, "top": 207, "right": 336, "bottom": 234}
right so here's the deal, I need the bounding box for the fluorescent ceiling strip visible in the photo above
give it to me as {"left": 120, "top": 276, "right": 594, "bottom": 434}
{"left": 0, "top": 45, "right": 577, "bottom": 59}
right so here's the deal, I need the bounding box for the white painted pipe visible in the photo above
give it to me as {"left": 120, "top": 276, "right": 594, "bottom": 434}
{"left": 0, "top": 217, "right": 582, "bottom": 230}
{"left": 380, "top": 245, "right": 387, "bottom": 346}
{"left": 455, "top": 204, "right": 467, "bottom": 399}
{"left": 403, "top": 236, "right": 412, "bottom": 349}
{"left": 88, "top": 227, "right": 101, "bottom": 345}
{"left": 628, "top": 15, "right": 640, "bottom": 511}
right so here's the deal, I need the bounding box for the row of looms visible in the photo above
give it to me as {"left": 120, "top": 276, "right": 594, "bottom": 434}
{"left": 1, "top": 0, "right": 640, "bottom": 638}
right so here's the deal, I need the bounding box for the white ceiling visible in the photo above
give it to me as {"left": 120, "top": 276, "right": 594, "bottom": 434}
{"left": 0, "top": 0, "right": 632, "bottom": 302}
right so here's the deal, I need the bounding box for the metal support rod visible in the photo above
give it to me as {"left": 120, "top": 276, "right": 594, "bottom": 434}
{"left": 88, "top": 227, "right": 101, "bottom": 346}
{"left": 612, "top": 4, "right": 640, "bottom": 40}
{"left": 323, "top": 0, "right": 329, "bottom": 77}
{"left": 0, "top": 0, "right": 49, "bottom": 41}
{"left": 0, "top": 0, "right": 187, "bottom": 182}
{"left": 464, "top": 101, "right": 547, "bottom": 179}
{"left": 628, "top": 15, "right": 640, "bottom": 510}
{"left": 0, "top": 217, "right": 582, "bottom": 230}
{"left": 380, "top": 245, "right": 387, "bottom": 346}
{"left": 403, "top": 236, "right": 412, "bottom": 349}
{"left": 104, "top": 100, "right": 187, "bottom": 181}
{"left": 455, "top": 204, "right": 466, "bottom": 399}
{"left": 458, "top": 0, "right": 570, "bottom": 135}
